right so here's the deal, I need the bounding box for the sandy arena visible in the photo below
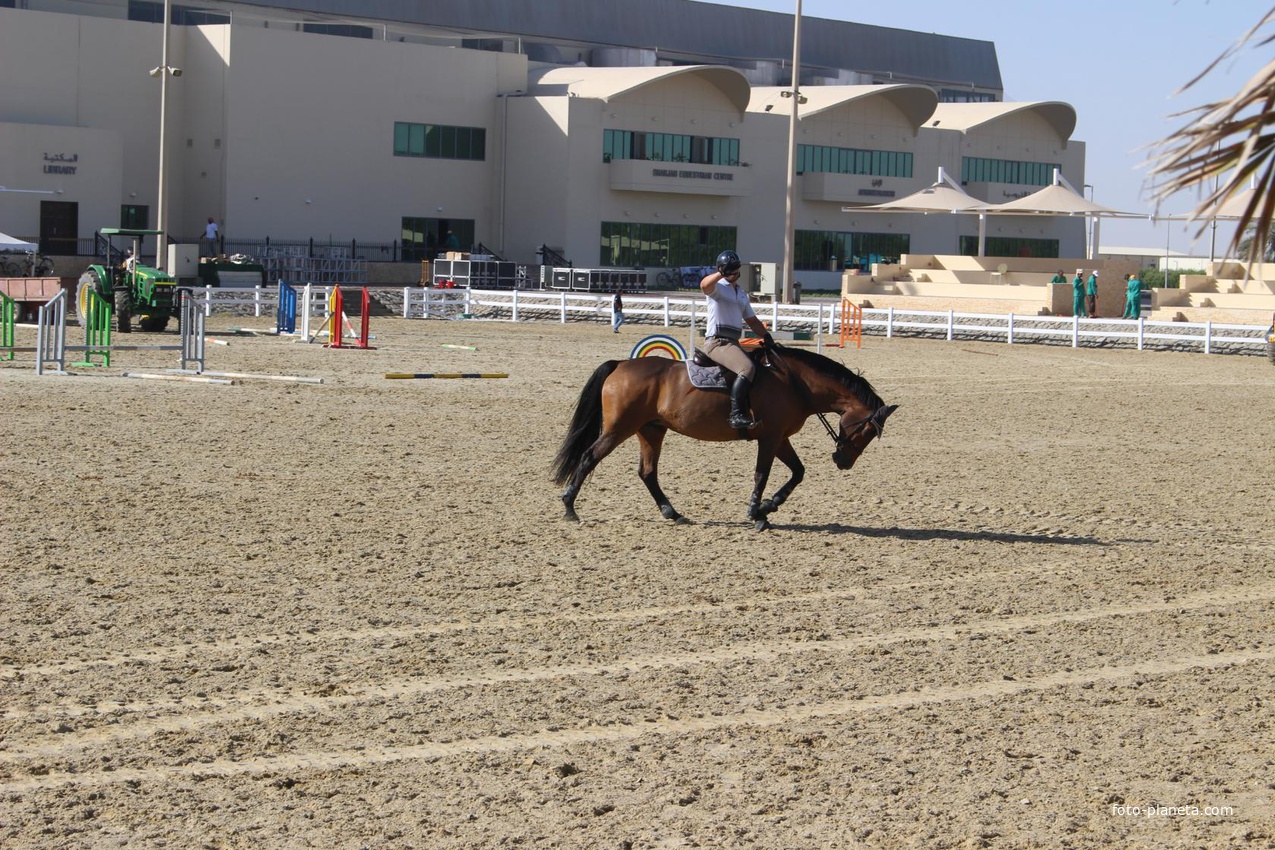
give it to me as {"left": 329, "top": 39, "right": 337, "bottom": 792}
{"left": 2, "top": 314, "right": 1274, "bottom": 849}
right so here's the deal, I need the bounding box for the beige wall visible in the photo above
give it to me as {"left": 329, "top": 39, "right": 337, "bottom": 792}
{"left": 1, "top": 7, "right": 1086, "bottom": 269}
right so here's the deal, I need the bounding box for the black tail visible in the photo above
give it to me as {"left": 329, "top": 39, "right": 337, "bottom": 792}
{"left": 552, "top": 360, "right": 620, "bottom": 486}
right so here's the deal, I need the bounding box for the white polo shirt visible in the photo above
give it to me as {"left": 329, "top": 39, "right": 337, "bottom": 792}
{"left": 704, "top": 281, "right": 755, "bottom": 338}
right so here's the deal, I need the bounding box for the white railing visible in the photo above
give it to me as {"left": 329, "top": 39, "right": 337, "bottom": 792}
{"left": 402, "top": 288, "right": 1270, "bottom": 355}
{"left": 188, "top": 284, "right": 329, "bottom": 318}
{"left": 165, "top": 285, "right": 1270, "bottom": 356}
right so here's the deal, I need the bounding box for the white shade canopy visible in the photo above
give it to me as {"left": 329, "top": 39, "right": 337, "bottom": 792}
{"left": 983, "top": 182, "right": 1136, "bottom": 217}
{"left": 856, "top": 179, "right": 986, "bottom": 213}
{"left": 0, "top": 231, "right": 38, "bottom": 252}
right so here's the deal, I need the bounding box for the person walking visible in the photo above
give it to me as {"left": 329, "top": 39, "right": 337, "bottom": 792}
{"left": 202, "top": 217, "right": 219, "bottom": 257}
{"left": 700, "top": 249, "right": 773, "bottom": 430}
{"left": 1122, "top": 273, "right": 1143, "bottom": 319}
{"left": 612, "top": 291, "right": 625, "bottom": 333}
{"left": 1072, "top": 270, "right": 1086, "bottom": 318}
{"left": 1086, "top": 270, "right": 1099, "bottom": 318}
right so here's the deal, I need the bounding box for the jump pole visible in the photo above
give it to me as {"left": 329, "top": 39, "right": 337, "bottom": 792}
{"left": 167, "top": 368, "right": 323, "bottom": 384}
{"left": 385, "top": 372, "right": 508, "bottom": 379}
{"left": 123, "top": 372, "right": 233, "bottom": 385}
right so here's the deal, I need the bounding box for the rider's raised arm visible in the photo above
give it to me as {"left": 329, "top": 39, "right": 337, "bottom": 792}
{"left": 700, "top": 269, "right": 724, "bottom": 296}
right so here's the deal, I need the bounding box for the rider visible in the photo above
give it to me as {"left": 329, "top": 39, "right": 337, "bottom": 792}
{"left": 700, "top": 249, "right": 774, "bottom": 430}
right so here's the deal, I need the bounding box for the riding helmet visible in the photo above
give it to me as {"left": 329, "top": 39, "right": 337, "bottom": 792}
{"left": 716, "top": 249, "right": 742, "bottom": 275}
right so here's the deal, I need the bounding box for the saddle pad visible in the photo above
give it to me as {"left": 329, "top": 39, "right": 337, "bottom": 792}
{"left": 685, "top": 357, "right": 729, "bottom": 390}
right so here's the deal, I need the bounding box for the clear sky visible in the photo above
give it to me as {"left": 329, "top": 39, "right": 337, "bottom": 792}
{"left": 700, "top": 0, "right": 1271, "bottom": 256}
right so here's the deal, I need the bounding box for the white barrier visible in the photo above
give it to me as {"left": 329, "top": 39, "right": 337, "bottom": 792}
{"left": 72, "top": 284, "right": 1264, "bottom": 357}
{"left": 401, "top": 288, "right": 1270, "bottom": 356}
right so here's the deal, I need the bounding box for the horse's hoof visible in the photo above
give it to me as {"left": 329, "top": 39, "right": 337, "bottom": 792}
{"left": 563, "top": 510, "right": 580, "bottom": 523}
{"left": 754, "top": 518, "right": 771, "bottom": 532}
{"left": 673, "top": 515, "right": 691, "bottom": 525}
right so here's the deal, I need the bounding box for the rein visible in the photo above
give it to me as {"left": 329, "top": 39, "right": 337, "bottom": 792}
{"left": 767, "top": 348, "right": 877, "bottom": 448}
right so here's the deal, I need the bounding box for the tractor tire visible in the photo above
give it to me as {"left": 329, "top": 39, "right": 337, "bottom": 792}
{"left": 139, "top": 314, "right": 170, "bottom": 333}
{"left": 115, "top": 289, "right": 133, "bottom": 334}
{"left": 76, "top": 271, "right": 103, "bottom": 328}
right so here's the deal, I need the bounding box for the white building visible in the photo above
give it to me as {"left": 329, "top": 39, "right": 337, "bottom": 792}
{"left": 0, "top": 0, "right": 1085, "bottom": 285}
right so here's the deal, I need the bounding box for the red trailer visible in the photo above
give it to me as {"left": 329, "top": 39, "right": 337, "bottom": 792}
{"left": 0, "top": 277, "right": 70, "bottom": 323}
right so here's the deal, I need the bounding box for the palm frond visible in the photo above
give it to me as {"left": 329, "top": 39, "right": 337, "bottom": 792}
{"left": 1146, "top": 7, "right": 1275, "bottom": 264}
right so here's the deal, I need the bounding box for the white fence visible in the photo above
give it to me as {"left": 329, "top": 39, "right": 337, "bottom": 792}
{"left": 404, "top": 288, "right": 1270, "bottom": 356}
{"left": 179, "top": 285, "right": 1270, "bottom": 356}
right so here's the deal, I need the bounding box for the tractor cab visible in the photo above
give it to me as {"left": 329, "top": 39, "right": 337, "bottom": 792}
{"left": 77, "top": 228, "right": 179, "bottom": 332}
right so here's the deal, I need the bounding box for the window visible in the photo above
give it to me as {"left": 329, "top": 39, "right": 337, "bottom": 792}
{"left": 961, "top": 157, "right": 1060, "bottom": 187}
{"left": 603, "top": 129, "right": 741, "bottom": 166}
{"left": 599, "top": 221, "right": 737, "bottom": 269}
{"left": 128, "top": 1, "right": 228, "bottom": 24}
{"left": 958, "top": 236, "right": 1059, "bottom": 258}
{"left": 793, "top": 230, "right": 910, "bottom": 271}
{"left": 394, "top": 122, "right": 486, "bottom": 161}
{"left": 938, "top": 89, "right": 997, "bottom": 103}
{"left": 120, "top": 205, "right": 149, "bottom": 230}
{"left": 795, "top": 144, "right": 913, "bottom": 178}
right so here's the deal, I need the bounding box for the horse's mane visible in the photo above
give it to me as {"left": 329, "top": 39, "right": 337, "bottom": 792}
{"left": 773, "top": 345, "right": 884, "bottom": 410}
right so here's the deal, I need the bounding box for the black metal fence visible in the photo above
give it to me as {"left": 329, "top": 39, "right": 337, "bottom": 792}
{"left": 22, "top": 235, "right": 410, "bottom": 263}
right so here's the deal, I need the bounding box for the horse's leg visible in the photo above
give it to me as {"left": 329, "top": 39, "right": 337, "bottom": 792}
{"left": 637, "top": 424, "right": 688, "bottom": 523}
{"left": 745, "top": 441, "right": 779, "bottom": 531}
{"left": 753, "top": 437, "right": 805, "bottom": 527}
{"left": 561, "top": 430, "right": 625, "bottom": 522}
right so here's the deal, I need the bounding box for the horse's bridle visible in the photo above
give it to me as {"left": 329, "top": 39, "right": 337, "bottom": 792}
{"left": 768, "top": 348, "right": 886, "bottom": 452}
{"left": 817, "top": 409, "right": 882, "bottom": 450}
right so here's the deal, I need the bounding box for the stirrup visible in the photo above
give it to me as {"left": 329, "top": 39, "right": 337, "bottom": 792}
{"left": 728, "top": 413, "right": 761, "bottom": 430}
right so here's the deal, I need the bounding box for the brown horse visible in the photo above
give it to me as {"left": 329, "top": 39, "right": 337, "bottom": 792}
{"left": 552, "top": 345, "right": 897, "bottom": 530}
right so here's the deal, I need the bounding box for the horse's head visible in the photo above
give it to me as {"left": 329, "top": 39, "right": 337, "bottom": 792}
{"left": 832, "top": 404, "right": 898, "bottom": 470}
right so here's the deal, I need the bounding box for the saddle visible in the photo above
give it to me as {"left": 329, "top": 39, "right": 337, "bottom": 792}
{"left": 685, "top": 344, "right": 768, "bottom": 390}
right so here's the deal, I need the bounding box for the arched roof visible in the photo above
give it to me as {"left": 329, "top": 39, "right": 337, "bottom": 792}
{"left": 926, "top": 101, "right": 1077, "bottom": 141}
{"left": 747, "top": 84, "right": 938, "bottom": 132}
{"left": 527, "top": 65, "right": 752, "bottom": 115}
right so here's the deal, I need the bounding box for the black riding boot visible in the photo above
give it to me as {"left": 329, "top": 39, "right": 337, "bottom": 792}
{"left": 728, "top": 375, "right": 761, "bottom": 430}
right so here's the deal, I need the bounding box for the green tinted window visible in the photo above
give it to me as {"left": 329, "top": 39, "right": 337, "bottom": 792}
{"left": 394, "top": 122, "right": 486, "bottom": 160}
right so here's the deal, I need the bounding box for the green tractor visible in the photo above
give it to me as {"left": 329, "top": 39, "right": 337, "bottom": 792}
{"left": 77, "top": 228, "right": 179, "bottom": 333}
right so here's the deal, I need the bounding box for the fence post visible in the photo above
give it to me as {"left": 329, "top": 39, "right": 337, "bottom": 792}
{"left": 886, "top": 306, "right": 894, "bottom": 339}
{"left": 1072, "top": 314, "right": 1079, "bottom": 348}
{"left": 560, "top": 291, "right": 567, "bottom": 324}
{"left": 689, "top": 299, "right": 697, "bottom": 354}
{"left": 204, "top": 285, "right": 213, "bottom": 318}
{"left": 512, "top": 289, "right": 519, "bottom": 323}
{"left": 771, "top": 299, "right": 779, "bottom": 332}
{"left": 1007, "top": 312, "right": 1015, "bottom": 345}
{"left": 253, "top": 285, "right": 262, "bottom": 317}
{"left": 402, "top": 286, "right": 410, "bottom": 319}
{"left": 816, "top": 304, "right": 824, "bottom": 355}
{"left": 1204, "top": 320, "right": 1212, "bottom": 354}
{"left": 947, "top": 309, "right": 955, "bottom": 341}
{"left": 663, "top": 296, "right": 671, "bottom": 327}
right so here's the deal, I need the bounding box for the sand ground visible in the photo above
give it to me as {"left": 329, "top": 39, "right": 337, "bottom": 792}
{"left": 2, "top": 315, "right": 1274, "bottom": 849}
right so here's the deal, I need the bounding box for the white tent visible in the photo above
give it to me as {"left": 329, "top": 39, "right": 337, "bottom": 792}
{"left": 980, "top": 174, "right": 1148, "bottom": 260}
{"left": 0, "top": 231, "right": 38, "bottom": 252}
{"left": 847, "top": 168, "right": 995, "bottom": 255}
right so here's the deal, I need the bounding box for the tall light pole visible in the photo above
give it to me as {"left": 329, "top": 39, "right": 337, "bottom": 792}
{"left": 780, "top": 0, "right": 803, "bottom": 304}
{"left": 150, "top": 0, "right": 181, "bottom": 270}
{"left": 1082, "top": 183, "right": 1094, "bottom": 260}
